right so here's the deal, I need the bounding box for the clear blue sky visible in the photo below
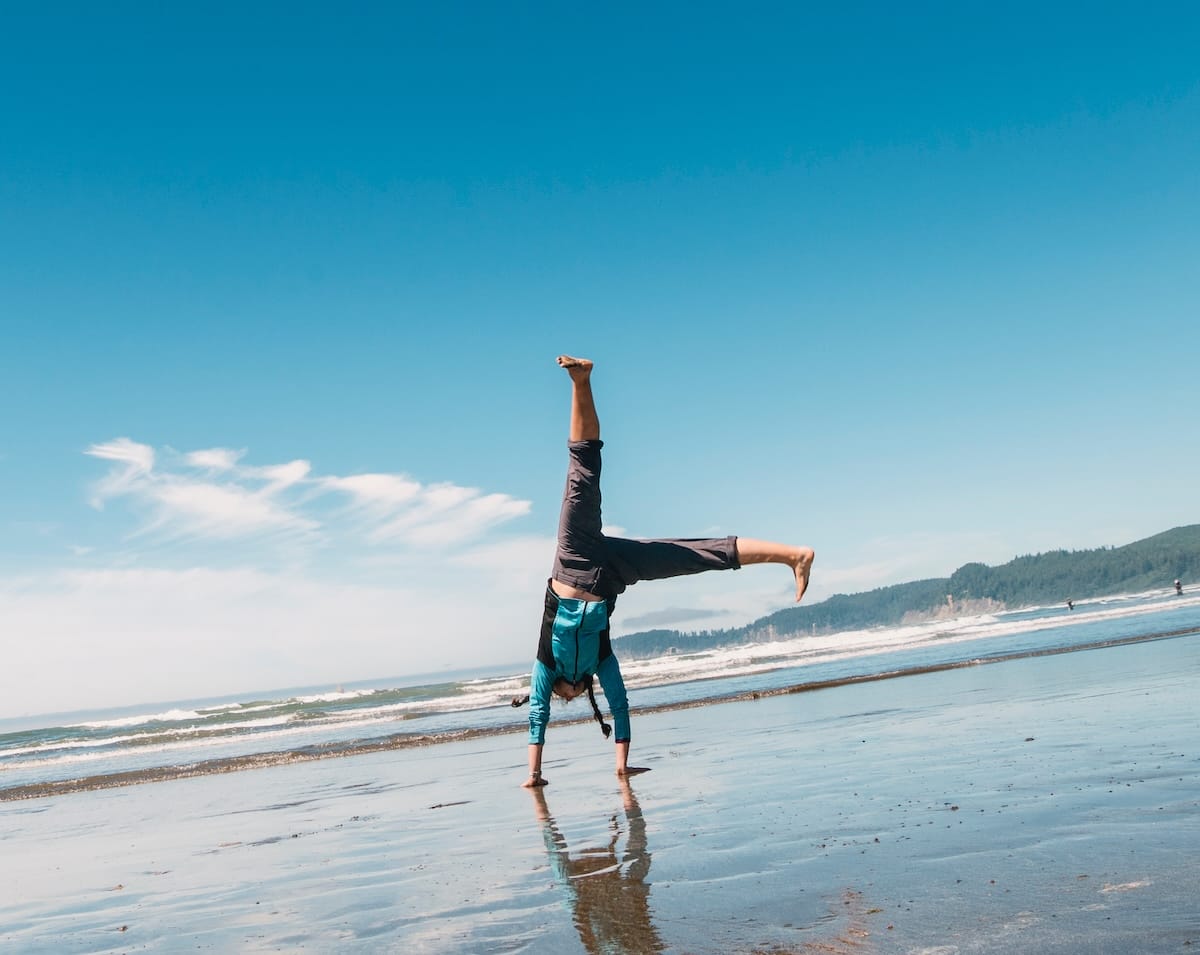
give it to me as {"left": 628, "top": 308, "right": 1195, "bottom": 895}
{"left": 3, "top": 4, "right": 1198, "bottom": 717}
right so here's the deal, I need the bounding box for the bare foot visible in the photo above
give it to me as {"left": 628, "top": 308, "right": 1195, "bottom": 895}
{"left": 556, "top": 355, "right": 593, "bottom": 381}
{"left": 617, "top": 767, "right": 650, "bottom": 777}
{"left": 733, "top": 538, "right": 816, "bottom": 602}
{"left": 792, "top": 547, "right": 815, "bottom": 602}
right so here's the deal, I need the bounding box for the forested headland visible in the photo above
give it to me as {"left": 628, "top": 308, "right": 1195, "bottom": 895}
{"left": 614, "top": 524, "right": 1200, "bottom": 659}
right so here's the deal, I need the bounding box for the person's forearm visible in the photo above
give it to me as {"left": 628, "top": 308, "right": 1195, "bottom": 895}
{"left": 615, "top": 740, "right": 630, "bottom": 774}
{"left": 525, "top": 743, "right": 546, "bottom": 786}
{"left": 613, "top": 740, "right": 650, "bottom": 778}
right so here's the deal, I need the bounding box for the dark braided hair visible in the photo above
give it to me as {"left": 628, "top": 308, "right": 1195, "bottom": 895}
{"left": 584, "top": 675, "right": 613, "bottom": 738}
{"left": 511, "top": 675, "right": 611, "bottom": 738}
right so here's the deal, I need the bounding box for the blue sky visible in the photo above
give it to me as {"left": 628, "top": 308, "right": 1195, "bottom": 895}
{"left": 2, "top": 4, "right": 1198, "bottom": 717}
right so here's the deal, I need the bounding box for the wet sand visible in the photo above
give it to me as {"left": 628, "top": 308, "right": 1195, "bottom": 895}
{"left": 2, "top": 634, "right": 1197, "bottom": 953}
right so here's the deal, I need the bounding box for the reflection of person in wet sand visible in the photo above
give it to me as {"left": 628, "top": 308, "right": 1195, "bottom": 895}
{"left": 530, "top": 779, "right": 664, "bottom": 955}
{"left": 514, "top": 356, "right": 815, "bottom": 786}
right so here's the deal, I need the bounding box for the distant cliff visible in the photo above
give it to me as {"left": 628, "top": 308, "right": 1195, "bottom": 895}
{"left": 613, "top": 524, "right": 1200, "bottom": 659}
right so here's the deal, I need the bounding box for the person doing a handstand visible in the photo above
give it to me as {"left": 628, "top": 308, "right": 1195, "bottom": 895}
{"left": 516, "top": 356, "right": 814, "bottom": 788}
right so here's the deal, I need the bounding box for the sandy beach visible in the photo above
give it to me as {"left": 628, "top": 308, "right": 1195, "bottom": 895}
{"left": 2, "top": 633, "right": 1197, "bottom": 954}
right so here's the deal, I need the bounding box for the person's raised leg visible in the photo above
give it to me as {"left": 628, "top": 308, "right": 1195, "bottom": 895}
{"left": 557, "top": 355, "right": 598, "bottom": 441}
{"left": 550, "top": 355, "right": 606, "bottom": 600}
{"left": 735, "top": 538, "right": 816, "bottom": 602}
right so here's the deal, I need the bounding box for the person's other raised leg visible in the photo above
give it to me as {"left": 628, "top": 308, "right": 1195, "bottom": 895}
{"left": 558, "top": 355, "right": 598, "bottom": 441}
{"left": 735, "top": 538, "right": 816, "bottom": 602}
{"left": 606, "top": 533, "right": 815, "bottom": 603}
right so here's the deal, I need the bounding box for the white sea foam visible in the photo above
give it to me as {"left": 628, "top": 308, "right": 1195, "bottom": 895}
{"left": 0, "top": 715, "right": 298, "bottom": 762}
{"left": 75, "top": 708, "right": 205, "bottom": 730}
{"left": 196, "top": 701, "right": 285, "bottom": 716}
{"left": 291, "top": 688, "right": 379, "bottom": 705}
{"left": 1, "top": 733, "right": 145, "bottom": 759}
{"left": 318, "top": 683, "right": 526, "bottom": 721}
{"left": 2, "top": 716, "right": 398, "bottom": 772}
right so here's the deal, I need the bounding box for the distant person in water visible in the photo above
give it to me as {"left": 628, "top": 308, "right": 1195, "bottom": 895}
{"left": 514, "top": 356, "right": 814, "bottom": 787}
{"left": 1067, "top": 600, "right": 1074, "bottom": 611}
{"left": 1176, "top": 580, "right": 1184, "bottom": 596}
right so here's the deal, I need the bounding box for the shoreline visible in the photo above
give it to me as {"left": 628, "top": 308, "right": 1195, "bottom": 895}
{"left": 5, "top": 624, "right": 1196, "bottom": 803}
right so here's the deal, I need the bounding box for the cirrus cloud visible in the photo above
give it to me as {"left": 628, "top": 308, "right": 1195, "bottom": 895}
{"left": 85, "top": 438, "right": 531, "bottom": 552}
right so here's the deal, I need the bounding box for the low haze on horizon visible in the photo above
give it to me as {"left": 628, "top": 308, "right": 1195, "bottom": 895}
{"left": 2, "top": 5, "right": 1198, "bottom": 718}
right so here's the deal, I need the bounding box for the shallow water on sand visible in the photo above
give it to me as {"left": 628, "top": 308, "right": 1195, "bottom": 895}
{"left": 1, "top": 634, "right": 1197, "bottom": 953}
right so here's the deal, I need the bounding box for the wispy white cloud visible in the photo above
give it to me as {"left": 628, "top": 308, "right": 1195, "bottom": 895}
{"left": 323, "top": 473, "right": 424, "bottom": 509}
{"left": 373, "top": 488, "right": 532, "bottom": 546}
{"left": 87, "top": 437, "right": 155, "bottom": 472}
{"left": 186, "top": 447, "right": 244, "bottom": 471}
{"left": 149, "top": 480, "right": 315, "bottom": 540}
{"left": 253, "top": 460, "right": 311, "bottom": 490}
{"left": 85, "top": 437, "right": 531, "bottom": 552}
{"left": 321, "top": 472, "right": 531, "bottom": 546}
{"left": 85, "top": 438, "right": 316, "bottom": 543}
{"left": 86, "top": 438, "right": 157, "bottom": 506}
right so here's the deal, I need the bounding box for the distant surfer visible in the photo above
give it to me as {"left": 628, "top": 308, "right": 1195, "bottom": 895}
{"left": 1176, "top": 579, "right": 1183, "bottom": 596}
{"left": 514, "top": 356, "right": 814, "bottom": 787}
{"left": 1066, "top": 600, "right": 1074, "bottom": 611}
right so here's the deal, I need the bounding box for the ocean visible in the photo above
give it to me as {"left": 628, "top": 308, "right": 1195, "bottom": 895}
{"left": 4, "top": 587, "right": 1199, "bottom": 802}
